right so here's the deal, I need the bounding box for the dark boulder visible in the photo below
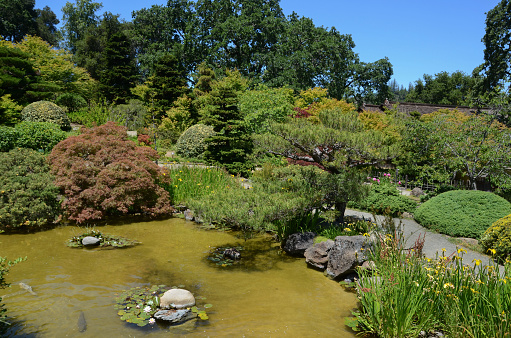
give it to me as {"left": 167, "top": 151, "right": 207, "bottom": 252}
{"left": 326, "top": 235, "right": 372, "bottom": 279}
{"left": 283, "top": 232, "right": 316, "bottom": 257}
{"left": 304, "top": 239, "right": 335, "bottom": 270}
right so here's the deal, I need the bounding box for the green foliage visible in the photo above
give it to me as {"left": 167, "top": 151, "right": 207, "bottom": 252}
{"left": 47, "top": 122, "right": 173, "bottom": 223}
{"left": 67, "top": 228, "right": 140, "bottom": 248}
{"left": 21, "top": 100, "right": 71, "bottom": 131}
{"left": 0, "top": 148, "right": 61, "bottom": 231}
{"left": 175, "top": 124, "right": 215, "bottom": 159}
{"left": 349, "top": 174, "right": 417, "bottom": 216}
{"left": 0, "top": 126, "right": 19, "bottom": 152}
{"left": 114, "top": 285, "right": 164, "bottom": 327}
{"left": 14, "top": 121, "right": 67, "bottom": 153}
{"left": 66, "top": 100, "right": 111, "bottom": 127}
{"left": 0, "top": 256, "right": 24, "bottom": 327}
{"left": 162, "top": 166, "right": 236, "bottom": 206}
{"left": 238, "top": 85, "right": 294, "bottom": 133}
{"left": 55, "top": 93, "right": 87, "bottom": 113}
{"left": 110, "top": 99, "right": 147, "bottom": 131}
{"left": 481, "top": 214, "right": 511, "bottom": 262}
{"left": 0, "top": 94, "right": 23, "bottom": 126}
{"left": 414, "top": 190, "right": 511, "bottom": 238}
{"left": 405, "top": 71, "right": 475, "bottom": 105}
{"left": 199, "top": 70, "right": 253, "bottom": 175}
{"left": 351, "top": 222, "right": 511, "bottom": 338}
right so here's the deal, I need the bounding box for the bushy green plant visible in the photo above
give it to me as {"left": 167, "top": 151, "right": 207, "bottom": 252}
{"left": 21, "top": 100, "right": 71, "bottom": 131}
{"left": 176, "top": 124, "right": 215, "bottom": 159}
{"left": 414, "top": 190, "right": 511, "bottom": 238}
{"left": 0, "top": 126, "right": 19, "bottom": 152}
{"left": 110, "top": 99, "right": 148, "bottom": 131}
{"left": 0, "top": 94, "right": 23, "bottom": 126}
{"left": 14, "top": 121, "right": 68, "bottom": 153}
{"left": 420, "top": 184, "right": 457, "bottom": 203}
{"left": 349, "top": 174, "right": 417, "bottom": 216}
{"left": 66, "top": 100, "right": 111, "bottom": 127}
{"left": 55, "top": 93, "right": 87, "bottom": 113}
{"left": 48, "top": 122, "right": 173, "bottom": 223}
{"left": 0, "top": 148, "right": 61, "bottom": 231}
{"left": 481, "top": 214, "right": 511, "bottom": 262}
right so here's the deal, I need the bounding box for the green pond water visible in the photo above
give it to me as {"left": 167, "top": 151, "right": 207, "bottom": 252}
{"left": 0, "top": 218, "right": 358, "bottom": 337}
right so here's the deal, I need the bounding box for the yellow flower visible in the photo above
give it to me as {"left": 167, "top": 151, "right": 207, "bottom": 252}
{"left": 457, "top": 248, "right": 467, "bottom": 254}
{"left": 473, "top": 259, "right": 482, "bottom": 266}
{"left": 443, "top": 282, "right": 454, "bottom": 289}
{"left": 343, "top": 228, "right": 351, "bottom": 232}
{"left": 363, "top": 233, "right": 369, "bottom": 237}
{"left": 487, "top": 248, "right": 497, "bottom": 255}
{"left": 178, "top": 178, "right": 182, "bottom": 181}
{"left": 441, "top": 248, "right": 446, "bottom": 252}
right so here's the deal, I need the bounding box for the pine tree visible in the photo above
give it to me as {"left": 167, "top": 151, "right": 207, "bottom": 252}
{"left": 200, "top": 70, "right": 253, "bottom": 175}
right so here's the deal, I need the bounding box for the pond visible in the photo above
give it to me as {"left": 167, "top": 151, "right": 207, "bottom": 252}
{"left": 1, "top": 218, "right": 358, "bottom": 337}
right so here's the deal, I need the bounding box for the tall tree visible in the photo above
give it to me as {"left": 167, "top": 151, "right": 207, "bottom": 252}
{"left": 0, "top": 0, "right": 37, "bottom": 42}
{"left": 60, "top": 0, "right": 103, "bottom": 53}
{"left": 100, "top": 31, "right": 138, "bottom": 103}
{"left": 406, "top": 71, "right": 475, "bottom": 105}
{"left": 199, "top": 70, "right": 253, "bottom": 175}
{"left": 478, "top": 0, "right": 511, "bottom": 91}
{"left": 35, "top": 6, "right": 61, "bottom": 46}
{"left": 149, "top": 54, "right": 188, "bottom": 120}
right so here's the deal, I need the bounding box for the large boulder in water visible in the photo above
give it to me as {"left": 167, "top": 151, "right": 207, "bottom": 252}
{"left": 304, "top": 239, "right": 335, "bottom": 270}
{"left": 159, "top": 289, "right": 195, "bottom": 309}
{"left": 326, "top": 235, "right": 372, "bottom": 279}
{"left": 82, "top": 236, "right": 100, "bottom": 246}
{"left": 283, "top": 232, "right": 316, "bottom": 257}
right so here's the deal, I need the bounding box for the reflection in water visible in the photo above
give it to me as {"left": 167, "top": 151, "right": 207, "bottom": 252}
{"left": 0, "top": 218, "right": 358, "bottom": 337}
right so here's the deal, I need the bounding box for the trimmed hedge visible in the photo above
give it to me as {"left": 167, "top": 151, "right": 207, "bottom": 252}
{"left": 414, "top": 190, "right": 511, "bottom": 239}
{"left": 480, "top": 214, "right": 511, "bottom": 262}
{"left": 176, "top": 124, "right": 216, "bottom": 159}
{"left": 21, "top": 100, "right": 71, "bottom": 131}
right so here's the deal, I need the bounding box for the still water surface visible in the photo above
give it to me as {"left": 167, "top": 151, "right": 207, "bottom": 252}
{"left": 1, "top": 218, "right": 358, "bottom": 337}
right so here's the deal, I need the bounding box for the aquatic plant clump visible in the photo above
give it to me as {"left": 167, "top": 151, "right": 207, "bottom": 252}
{"left": 67, "top": 229, "right": 139, "bottom": 249}
{"left": 207, "top": 246, "right": 244, "bottom": 267}
{"left": 114, "top": 285, "right": 211, "bottom": 327}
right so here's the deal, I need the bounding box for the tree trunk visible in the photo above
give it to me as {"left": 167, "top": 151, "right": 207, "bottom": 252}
{"left": 335, "top": 201, "right": 347, "bottom": 225}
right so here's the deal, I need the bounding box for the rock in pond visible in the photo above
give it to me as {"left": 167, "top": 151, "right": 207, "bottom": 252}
{"left": 154, "top": 309, "right": 195, "bottom": 324}
{"left": 326, "top": 235, "right": 372, "bottom": 279}
{"left": 304, "top": 239, "right": 335, "bottom": 270}
{"left": 283, "top": 232, "right": 316, "bottom": 257}
{"left": 82, "top": 236, "right": 100, "bottom": 246}
{"left": 183, "top": 209, "right": 194, "bottom": 221}
{"left": 160, "top": 289, "right": 196, "bottom": 309}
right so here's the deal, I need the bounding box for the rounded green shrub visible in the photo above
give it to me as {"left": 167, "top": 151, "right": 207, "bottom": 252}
{"left": 21, "top": 100, "right": 71, "bottom": 131}
{"left": 15, "top": 121, "right": 67, "bottom": 153}
{"left": 176, "top": 124, "right": 216, "bottom": 159}
{"left": 0, "top": 126, "right": 19, "bottom": 152}
{"left": 0, "top": 148, "right": 61, "bottom": 231}
{"left": 55, "top": 93, "right": 87, "bottom": 113}
{"left": 414, "top": 190, "right": 511, "bottom": 238}
{"left": 480, "top": 214, "right": 511, "bottom": 262}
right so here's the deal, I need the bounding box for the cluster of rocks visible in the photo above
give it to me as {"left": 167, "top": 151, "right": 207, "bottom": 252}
{"left": 154, "top": 289, "right": 197, "bottom": 324}
{"left": 283, "top": 232, "right": 375, "bottom": 280}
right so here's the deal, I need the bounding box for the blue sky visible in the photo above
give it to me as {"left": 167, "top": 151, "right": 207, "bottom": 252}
{"left": 36, "top": 0, "right": 500, "bottom": 87}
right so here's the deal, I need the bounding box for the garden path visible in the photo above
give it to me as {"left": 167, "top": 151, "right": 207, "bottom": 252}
{"left": 345, "top": 209, "right": 505, "bottom": 275}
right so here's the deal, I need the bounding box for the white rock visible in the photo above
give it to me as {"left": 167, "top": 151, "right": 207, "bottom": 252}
{"left": 159, "top": 289, "right": 195, "bottom": 309}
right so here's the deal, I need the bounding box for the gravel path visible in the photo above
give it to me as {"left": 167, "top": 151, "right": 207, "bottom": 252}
{"left": 345, "top": 209, "right": 505, "bottom": 275}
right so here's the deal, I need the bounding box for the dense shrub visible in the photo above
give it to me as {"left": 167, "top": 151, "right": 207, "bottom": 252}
{"left": 15, "top": 121, "right": 68, "bottom": 153}
{"left": 110, "top": 99, "right": 148, "bottom": 131}
{"left": 47, "top": 122, "right": 173, "bottom": 223}
{"left": 176, "top": 124, "right": 215, "bottom": 159}
{"left": 21, "top": 101, "right": 71, "bottom": 131}
{"left": 349, "top": 175, "right": 417, "bottom": 216}
{"left": 480, "top": 214, "right": 511, "bottom": 262}
{"left": 0, "top": 126, "right": 19, "bottom": 152}
{"left": 0, "top": 148, "right": 61, "bottom": 231}
{"left": 414, "top": 190, "right": 511, "bottom": 238}
{"left": 55, "top": 93, "right": 87, "bottom": 113}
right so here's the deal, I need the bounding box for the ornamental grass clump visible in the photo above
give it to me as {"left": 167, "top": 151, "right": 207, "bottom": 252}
{"left": 348, "top": 215, "right": 511, "bottom": 338}
{"left": 415, "top": 190, "right": 511, "bottom": 238}
{"left": 48, "top": 122, "right": 173, "bottom": 223}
